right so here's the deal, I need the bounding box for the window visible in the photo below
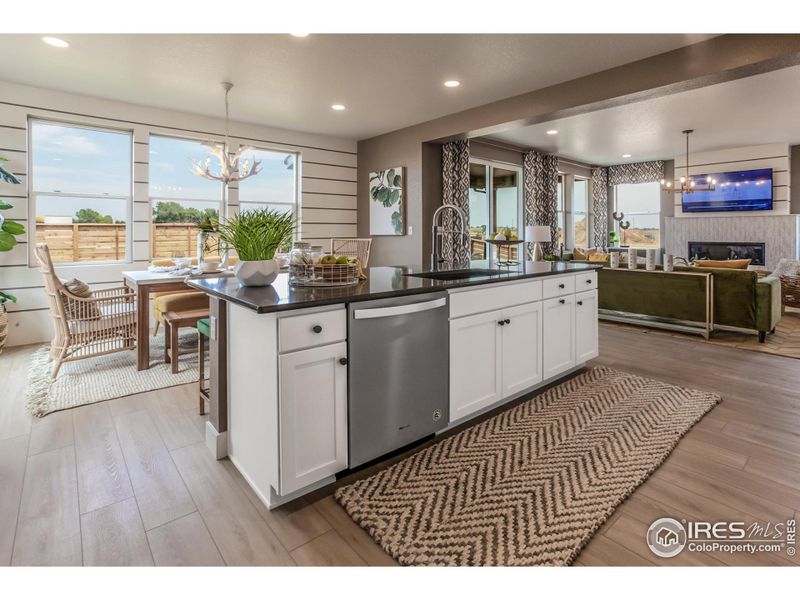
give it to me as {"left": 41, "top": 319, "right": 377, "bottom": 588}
{"left": 237, "top": 148, "right": 298, "bottom": 219}
{"left": 31, "top": 120, "right": 132, "bottom": 264}
{"left": 555, "top": 175, "right": 565, "bottom": 250}
{"left": 614, "top": 181, "right": 661, "bottom": 248}
{"left": 572, "top": 178, "right": 588, "bottom": 248}
{"left": 149, "top": 136, "right": 223, "bottom": 259}
{"left": 468, "top": 161, "right": 522, "bottom": 261}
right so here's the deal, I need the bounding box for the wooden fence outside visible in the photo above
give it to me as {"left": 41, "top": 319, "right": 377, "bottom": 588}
{"left": 470, "top": 238, "right": 520, "bottom": 261}
{"left": 36, "top": 223, "right": 201, "bottom": 263}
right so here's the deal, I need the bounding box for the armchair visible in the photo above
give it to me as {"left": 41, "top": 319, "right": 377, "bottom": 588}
{"left": 34, "top": 243, "right": 136, "bottom": 379}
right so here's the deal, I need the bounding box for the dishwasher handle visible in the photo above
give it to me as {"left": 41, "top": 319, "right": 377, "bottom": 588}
{"left": 353, "top": 297, "right": 447, "bottom": 320}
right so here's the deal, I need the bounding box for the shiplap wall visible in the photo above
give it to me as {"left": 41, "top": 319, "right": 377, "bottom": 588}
{"left": 0, "top": 80, "right": 357, "bottom": 347}
{"left": 672, "top": 143, "right": 791, "bottom": 217}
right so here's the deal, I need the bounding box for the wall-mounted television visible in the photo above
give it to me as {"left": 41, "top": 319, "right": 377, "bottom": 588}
{"left": 681, "top": 168, "right": 773, "bottom": 213}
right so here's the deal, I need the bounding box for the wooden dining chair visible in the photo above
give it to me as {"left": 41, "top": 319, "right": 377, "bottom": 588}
{"left": 330, "top": 238, "right": 372, "bottom": 268}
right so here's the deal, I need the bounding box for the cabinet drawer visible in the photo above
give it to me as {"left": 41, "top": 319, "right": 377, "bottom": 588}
{"left": 279, "top": 308, "right": 346, "bottom": 353}
{"left": 575, "top": 270, "right": 598, "bottom": 291}
{"left": 541, "top": 275, "right": 575, "bottom": 299}
{"left": 449, "top": 279, "right": 542, "bottom": 319}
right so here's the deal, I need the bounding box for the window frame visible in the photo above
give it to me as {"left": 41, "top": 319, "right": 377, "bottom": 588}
{"left": 468, "top": 157, "right": 524, "bottom": 255}
{"left": 612, "top": 181, "right": 661, "bottom": 249}
{"left": 28, "top": 117, "right": 134, "bottom": 266}
{"left": 148, "top": 133, "right": 227, "bottom": 261}
{"left": 236, "top": 145, "right": 301, "bottom": 239}
{"left": 148, "top": 133, "right": 225, "bottom": 207}
{"left": 571, "top": 176, "right": 589, "bottom": 250}
{"left": 555, "top": 174, "right": 565, "bottom": 251}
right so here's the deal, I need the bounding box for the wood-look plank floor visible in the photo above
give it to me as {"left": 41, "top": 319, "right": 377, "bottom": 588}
{"left": 1, "top": 323, "right": 799, "bottom": 566}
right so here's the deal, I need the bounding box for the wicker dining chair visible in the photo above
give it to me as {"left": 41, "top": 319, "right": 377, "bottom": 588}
{"left": 34, "top": 243, "right": 136, "bottom": 379}
{"left": 330, "top": 238, "right": 372, "bottom": 268}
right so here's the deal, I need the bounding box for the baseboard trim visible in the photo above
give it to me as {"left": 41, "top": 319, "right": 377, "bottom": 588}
{"left": 205, "top": 421, "right": 228, "bottom": 459}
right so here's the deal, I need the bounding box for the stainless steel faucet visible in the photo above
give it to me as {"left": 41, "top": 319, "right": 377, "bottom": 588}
{"left": 431, "top": 204, "right": 469, "bottom": 269}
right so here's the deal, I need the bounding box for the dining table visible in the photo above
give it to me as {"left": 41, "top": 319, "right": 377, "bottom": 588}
{"left": 122, "top": 268, "right": 233, "bottom": 371}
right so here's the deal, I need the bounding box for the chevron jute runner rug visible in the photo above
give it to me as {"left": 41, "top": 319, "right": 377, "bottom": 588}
{"left": 335, "top": 366, "right": 720, "bottom": 566}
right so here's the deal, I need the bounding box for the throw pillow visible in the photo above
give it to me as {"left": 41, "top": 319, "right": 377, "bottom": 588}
{"left": 63, "top": 279, "right": 102, "bottom": 320}
{"left": 693, "top": 259, "right": 752, "bottom": 270}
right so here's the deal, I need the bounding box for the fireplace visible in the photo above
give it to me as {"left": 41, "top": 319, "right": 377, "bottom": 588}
{"left": 688, "top": 241, "right": 766, "bottom": 266}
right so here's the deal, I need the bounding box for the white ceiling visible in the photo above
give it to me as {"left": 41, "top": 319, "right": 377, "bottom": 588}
{"left": 0, "top": 34, "right": 714, "bottom": 140}
{"left": 484, "top": 64, "right": 800, "bottom": 165}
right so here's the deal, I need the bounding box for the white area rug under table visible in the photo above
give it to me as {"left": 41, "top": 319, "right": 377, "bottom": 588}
{"left": 26, "top": 332, "right": 204, "bottom": 417}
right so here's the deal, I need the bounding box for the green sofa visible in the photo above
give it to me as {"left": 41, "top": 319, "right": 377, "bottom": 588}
{"left": 569, "top": 261, "right": 781, "bottom": 342}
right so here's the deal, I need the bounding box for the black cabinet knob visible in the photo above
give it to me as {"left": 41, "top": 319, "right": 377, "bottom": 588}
{"left": 312, "top": 325, "right": 323, "bottom": 333}
{"left": 497, "top": 320, "right": 505, "bottom": 326}
{"left": 559, "top": 283, "right": 565, "bottom": 289}
{"left": 586, "top": 279, "right": 592, "bottom": 284}
{"left": 504, "top": 318, "right": 510, "bottom": 325}
{"left": 559, "top": 298, "right": 566, "bottom": 304}
{"left": 577, "top": 300, "right": 583, "bottom": 306}
{"left": 338, "top": 357, "right": 348, "bottom": 365}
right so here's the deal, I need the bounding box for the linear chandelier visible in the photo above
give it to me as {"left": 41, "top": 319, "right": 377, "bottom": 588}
{"left": 661, "top": 129, "right": 716, "bottom": 194}
{"left": 191, "top": 82, "right": 262, "bottom": 185}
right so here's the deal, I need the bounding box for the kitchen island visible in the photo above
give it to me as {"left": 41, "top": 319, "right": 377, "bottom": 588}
{"left": 188, "top": 260, "right": 601, "bottom": 508}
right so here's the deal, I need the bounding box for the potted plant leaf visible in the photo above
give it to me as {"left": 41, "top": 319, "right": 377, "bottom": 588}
{"left": 0, "top": 156, "right": 25, "bottom": 353}
{"left": 217, "top": 208, "right": 294, "bottom": 287}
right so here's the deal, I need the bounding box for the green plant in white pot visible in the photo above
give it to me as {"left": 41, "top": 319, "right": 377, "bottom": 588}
{"left": 218, "top": 208, "right": 294, "bottom": 287}
{"left": 0, "top": 156, "right": 25, "bottom": 353}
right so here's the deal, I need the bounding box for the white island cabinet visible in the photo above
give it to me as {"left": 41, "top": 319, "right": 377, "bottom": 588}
{"left": 217, "top": 266, "right": 599, "bottom": 510}
{"left": 448, "top": 271, "right": 598, "bottom": 425}
{"left": 227, "top": 303, "right": 348, "bottom": 509}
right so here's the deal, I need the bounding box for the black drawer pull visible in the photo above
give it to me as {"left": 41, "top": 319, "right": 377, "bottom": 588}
{"left": 497, "top": 320, "right": 506, "bottom": 326}
{"left": 558, "top": 283, "right": 565, "bottom": 289}
{"left": 338, "top": 357, "right": 348, "bottom": 365}
{"left": 312, "top": 325, "right": 323, "bottom": 333}
{"left": 504, "top": 318, "right": 510, "bottom": 325}
{"left": 586, "top": 279, "right": 592, "bottom": 284}
{"left": 559, "top": 298, "right": 566, "bottom": 304}
{"left": 577, "top": 300, "right": 583, "bottom": 306}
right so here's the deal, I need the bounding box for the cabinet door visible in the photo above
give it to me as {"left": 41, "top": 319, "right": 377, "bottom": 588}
{"left": 501, "top": 301, "right": 543, "bottom": 398}
{"left": 542, "top": 295, "right": 575, "bottom": 380}
{"left": 279, "top": 342, "right": 348, "bottom": 496}
{"left": 450, "top": 310, "right": 503, "bottom": 422}
{"left": 575, "top": 289, "right": 599, "bottom": 363}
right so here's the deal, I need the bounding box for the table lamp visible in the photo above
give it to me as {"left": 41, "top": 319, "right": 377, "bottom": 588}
{"left": 525, "top": 225, "right": 551, "bottom": 261}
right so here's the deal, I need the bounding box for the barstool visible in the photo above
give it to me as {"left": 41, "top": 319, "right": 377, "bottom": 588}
{"left": 197, "top": 317, "right": 210, "bottom": 415}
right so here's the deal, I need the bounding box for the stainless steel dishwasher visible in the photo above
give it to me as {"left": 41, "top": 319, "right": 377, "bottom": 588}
{"left": 347, "top": 291, "right": 449, "bottom": 468}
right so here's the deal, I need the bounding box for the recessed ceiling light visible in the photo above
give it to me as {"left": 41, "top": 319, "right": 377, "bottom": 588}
{"left": 331, "top": 104, "right": 346, "bottom": 111}
{"left": 546, "top": 129, "right": 558, "bottom": 135}
{"left": 290, "top": 33, "right": 309, "bottom": 38}
{"left": 42, "top": 36, "right": 70, "bottom": 48}
{"left": 622, "top": 154, "right": 632, "bottom": 158}
{"left": 443, "top": 80, "right": 461, "bottom": 88}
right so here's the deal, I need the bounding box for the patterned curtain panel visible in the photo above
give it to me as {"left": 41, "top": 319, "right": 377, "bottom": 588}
{"left": 441, "top": 140, "right": 471, "bottom": 264}
{"left": 608, "top": 161, "right": 664, "bottom": 186}
{"left": 591, "top": 167, "right": 609, "bottom": 248}
{"left": 523, "top": 150, "right": 559, "bottom": 256}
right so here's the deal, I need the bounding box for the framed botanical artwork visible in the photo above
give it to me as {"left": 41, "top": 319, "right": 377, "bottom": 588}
{"left": 369, "top": 166, "right": 405, "bottom": 235}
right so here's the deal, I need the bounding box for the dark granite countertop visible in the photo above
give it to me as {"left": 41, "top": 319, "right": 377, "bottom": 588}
{"left": 186, "top": 260, "right": 602, "bottom": 314}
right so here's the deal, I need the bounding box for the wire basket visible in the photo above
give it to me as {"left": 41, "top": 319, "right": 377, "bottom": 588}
{"left": 289, "top": 262, "right": 360, "bottom": 287}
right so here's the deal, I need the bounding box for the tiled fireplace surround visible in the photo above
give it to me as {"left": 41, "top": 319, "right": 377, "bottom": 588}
{"left": 664, "top": 215, "right": 800, "bottom": 271}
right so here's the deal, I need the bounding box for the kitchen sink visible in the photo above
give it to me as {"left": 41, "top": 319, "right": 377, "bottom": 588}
{"left": 406, "top": 268, "right": 508, "bottom": 281}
